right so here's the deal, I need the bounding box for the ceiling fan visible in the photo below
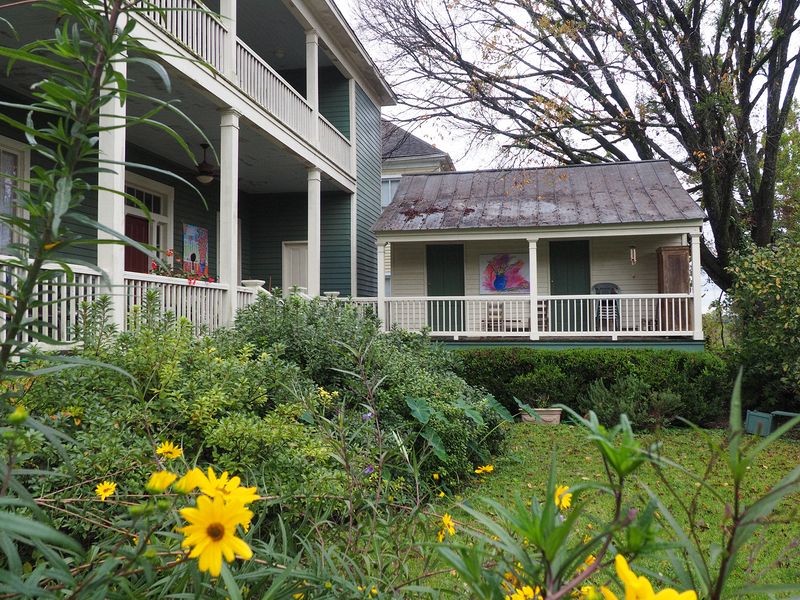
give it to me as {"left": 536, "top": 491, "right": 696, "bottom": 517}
{"left": 195, "top": 143, "right": 219, "bottom": 184}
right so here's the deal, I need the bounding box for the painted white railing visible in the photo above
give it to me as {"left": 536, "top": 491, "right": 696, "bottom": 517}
{"left": 236, "top": 286, "right": 258, "bottom": 311}
{"left": 319, "top": 115, "right": 352, "bottom": 173}
{"left": 143, "top": 0, "right": 227, "bottom": 72}
{"left": 347, "top": 296, "right": 378, "bottom": 319}
{"left": 236, "top": 39, "right": 314, "bottom": 140}
{"left": 124, "top": 272, "right": 228, "bottom": 332}
{"left": 1, "top": 260, "right": 103, "bottom": 345}
{"left": 378, "top": 294, "right": 694, "bottom": 338}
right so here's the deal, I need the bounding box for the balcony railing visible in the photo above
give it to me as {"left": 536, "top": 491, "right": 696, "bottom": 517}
{"left": 319, "top": 115, "right": 352, "bottom": 173}
{"left": 377, "top": 294, "right": 695, "bottom": 339}
{"left": 139, "top": 2, "right": 353, "bottom": 175}
{"left": 236, "top": 39, "right": 314, "bottom": 141}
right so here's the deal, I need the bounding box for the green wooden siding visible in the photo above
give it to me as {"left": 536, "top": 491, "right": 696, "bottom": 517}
{"left": 354, "top": 84, "right": 381, "bottom": 296}
{"left": 243, "top": 191, "right": 351, "bottom": 294}
{"left": 319, "top": 67, "right": 350, "bottom": 138}
{"left": 321, "top": 192, "right": 351, "bottom": 295}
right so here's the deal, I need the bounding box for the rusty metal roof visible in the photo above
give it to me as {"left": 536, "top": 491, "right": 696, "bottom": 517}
{"left": 373, "top": 161, "right": 704, "bottom": 233}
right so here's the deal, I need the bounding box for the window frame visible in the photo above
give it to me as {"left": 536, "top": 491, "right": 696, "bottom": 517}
{"left": 0, "top": 135, "right": 31, "bottom": 252}
{"left": 381, "top": 176, "right": 401, "bottom": 208}
{"left": 124, "top": 172, "right": 174, "bottom": 260}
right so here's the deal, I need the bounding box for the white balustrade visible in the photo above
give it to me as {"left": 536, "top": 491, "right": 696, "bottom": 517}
{"left": 1, "top": 259, "right": 103, "bottom": 345}
{"left": 236, "top": 40, "right": 314, "bottom": 140}
{"left": 236, "top": 286, "right": 258, "bottom": 311}
{"left": 124, "top": 272, "right": 228, "bottom": 332}
{"left": 318, "top": 115, "right": 352, "bottom": 173}
{"left": 143, "top": 0, "right": 227, "bottom": 72}
{"left": 376, "top": 294, "right": 694, "bottom": 338}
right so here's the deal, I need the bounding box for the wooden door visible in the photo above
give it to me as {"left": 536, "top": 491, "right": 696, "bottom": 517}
{"left": 426, "top": 244, "right": 464, "bottom": 332}
{"left": 549, "top": 240, "right": 590, "bottom": 332}
{"left": 124, "top": 214, "right": 150, "bottom": 273}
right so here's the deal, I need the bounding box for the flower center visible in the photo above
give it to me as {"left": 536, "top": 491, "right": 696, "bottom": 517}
{"left": 206, "top": 522, "right": 225, "bottom": 541}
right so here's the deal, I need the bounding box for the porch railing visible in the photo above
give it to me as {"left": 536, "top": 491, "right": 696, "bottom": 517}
{"left": 379, "top": 294, "right": 694, "bottom": 338}
{"left": 1, "top": 261, "right": 103, "bottom": 345}
{"left": 143, "top": 0, "right": 227, "bottom": 72}
{"left": 236, "top": 39, "right": 314, "bottom": 141}
{"left": 318, "top": 115, "right": 352, "bottom": 173}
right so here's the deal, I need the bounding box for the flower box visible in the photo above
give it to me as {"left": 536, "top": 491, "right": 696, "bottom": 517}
{"left": 522, "top": 407, "right": 562, "bottom": 425}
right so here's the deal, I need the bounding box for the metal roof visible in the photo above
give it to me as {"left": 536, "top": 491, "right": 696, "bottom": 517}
{"left": 373, "top": 161, "right": 704, "bottom": 233}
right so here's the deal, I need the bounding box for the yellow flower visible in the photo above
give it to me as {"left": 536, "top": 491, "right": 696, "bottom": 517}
{"left": 577, "top": 553, "right": 596, "bottom": 573}
{"left": 156, "top": 441, "right": 183, "bottom": 459}
{"left": 438, "top": 491, "right": 446, "bottom": 498}
{"left": 577, "top": 586, "right": 603, "bottom": 600}
{"left": 199, "top": 468, "right": 259, "bottom": 506}
{"left": 146, "top": 470, "right": 177, "bottom": 493}
{"left": 600, "top": 555, "right": 697, "bottom": 600}
{"left": 437, "top": 512, "right": 456, "bottom": 542}
{"left": 95, "top": 480, "right": 116, "bottom": 502}
{"left": 505, "top": 585, "right": 542, "bottom": 600}
{"left": 555, "top": 484, "right": 572, "bottom": 510}
{"left": 474, "top": 464, "right": 494, "bottom": 474}
{"left": 173, "top": 467, "right": 206, "bottom": 494}
{"left": 432, "top": 473, "right": 440, "bottom": 481}
{"left": 178, "top": 494, "right": 253, "bottom": 577}
{"left": 370, "top": 586, "right": 378, "bottom": 597}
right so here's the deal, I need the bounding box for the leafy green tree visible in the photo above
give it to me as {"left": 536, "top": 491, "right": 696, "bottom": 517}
{"left": 775, "top": 103, "right": 800, "bottom": 240}
{"left": 360, "top": 0, "right": 800, "bottom": 290}
{"left": 728, "top": 238, "right": 800, "bottom": 409}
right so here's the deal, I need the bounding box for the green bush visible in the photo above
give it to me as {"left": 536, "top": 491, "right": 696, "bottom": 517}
{"left": 455, "top": 347, "right": 730, "bottom": 426}
{"left": 728, "top": 239, "right": 800, "bottom": 411}
{"left": 582, "top": 375, "right": 684, "bottom": 430}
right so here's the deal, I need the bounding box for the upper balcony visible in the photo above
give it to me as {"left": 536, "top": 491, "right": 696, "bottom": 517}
{"left": 137, "top": 0, "right": 363, "bottom": 178}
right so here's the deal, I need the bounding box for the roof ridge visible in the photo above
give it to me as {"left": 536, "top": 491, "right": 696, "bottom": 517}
{"left": 399, "top": 160, "right": 670, "bottom": 177}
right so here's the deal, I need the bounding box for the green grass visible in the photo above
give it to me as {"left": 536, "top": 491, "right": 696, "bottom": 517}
{"left": 436, "top": 423, "right": 800, "bottom": 595}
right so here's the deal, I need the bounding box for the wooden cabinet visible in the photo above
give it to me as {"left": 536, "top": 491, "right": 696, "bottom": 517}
{"left": 657, "top": 246, "right": 691, "bottom": 331}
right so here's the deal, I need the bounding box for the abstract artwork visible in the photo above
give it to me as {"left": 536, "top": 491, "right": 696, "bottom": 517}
{"left": 182, "top": 224, "right": 209, "bottom": 277}
{"left": 480, "top": 253, "right": 530, "bottom": 294}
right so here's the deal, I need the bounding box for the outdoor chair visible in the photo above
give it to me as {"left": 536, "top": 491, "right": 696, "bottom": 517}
{"left": 592, "top": 282, "right": 620, "bottom": 331}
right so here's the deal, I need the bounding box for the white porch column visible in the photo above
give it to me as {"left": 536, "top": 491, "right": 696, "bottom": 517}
{"left": 528, "top": 238, "right": 539, "bottom": 340}
{"left": 376, "top": 241, "right": 386, "bottom": 330}
{"left": 307, "top": 168, "right": 321, "bottom": 296}
{"left": 97, "top": 47, "right": 127, "bottom": 329}
{"left": 220, "top": 0, "right": 237, "bottom": 79}
{"left": 219, "top": 108, "right": 240, "bottom": 324}
{"left": 306, "top": 30, "right": 319, "bottom": 145}
{"left": 690, "top": 232, "right": 704, "bottom": 340}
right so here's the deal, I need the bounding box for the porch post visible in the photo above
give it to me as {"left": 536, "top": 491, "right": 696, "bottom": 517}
{"left": 689, "top": 232, "right": 704, "bottom": 340}
{"left": 307, "top": 168, "right": 321, "bottom": 296}
{"left": 220, "top": 0, "right": 237, "bottom": 79}
{"left": 528, "top": 238, "right": 539, "bottom": 340}
{"left": 305, "top": 30, "right": 319, "bottom": 145}
{"left": 376, "top": 241, "right": 386, "bottom": 330}
{"left": 219, "top": 108, "right": 240, "bottom": 325}
{"left": 97, "top": 44, "right": 127, "bottom": 329}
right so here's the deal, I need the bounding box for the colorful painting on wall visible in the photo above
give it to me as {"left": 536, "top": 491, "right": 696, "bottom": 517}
{"left": 480, "top": 253, "right": 530, "bottom": 294}
{"left": 182, "top": 224, "right": 209, "bottom": 277}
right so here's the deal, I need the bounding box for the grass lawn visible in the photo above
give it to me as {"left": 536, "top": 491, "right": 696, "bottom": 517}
{"left": 437, "top": 422, "right": 800, "bottom": 595}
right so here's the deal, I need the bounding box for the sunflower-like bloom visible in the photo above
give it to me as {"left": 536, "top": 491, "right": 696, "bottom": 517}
{"left": 198, "top": 468, "right": 260, "bottom": 506}
{"left": 95, "top": 480, "right": 116, "bottom": 502}
{"left": 555, "top": 485, "right": 572, "bottom": 510}
{"left": 173, "top": 467, "right": 207, "bottom": 494}
{"left": 577, "top": 586, "right": 603, "bottom": 600}
{"left": 437, "top": 512, "right": 456, "bottom": 542}
{"left": 146, "top": 470, "right": 177, "bottom": 492}
{"left": 156, "top": 441, "right": 183, "bottom": 459}
{"left": 505, "top": 585, "right": 542, "bottom": 600}
{"left": 474, "top": 464, "right": 494, "bottom": 474}
{"left": 600, "top": 555, "right": 697, "bottom": 600}
{"left": 179, "top": 494, "right": 254, "bottom": 576}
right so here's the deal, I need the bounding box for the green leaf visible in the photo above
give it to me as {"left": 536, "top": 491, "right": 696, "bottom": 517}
{"left": 220, "top": 562, "right": 242, "bottom": 600}
{"left": 486, "top": 395, "right": 514, "bottom": 422}
{"left": 0, "top": 511, "right": 82, "bottom": 554}
{"left": 405, "top": 396, "right": 432, "bottom": 424}
{"left": 420, "top": 427, "right": 447, "bottom": 460}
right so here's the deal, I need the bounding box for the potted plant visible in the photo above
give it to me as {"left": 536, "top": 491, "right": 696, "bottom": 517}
{"left": 510, "top": 365, "right": 567, "bottom": 424}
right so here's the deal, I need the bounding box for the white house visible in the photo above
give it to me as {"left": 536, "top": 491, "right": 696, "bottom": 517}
{"left": 370, "top": 161, "right": 705, "bottom": 346}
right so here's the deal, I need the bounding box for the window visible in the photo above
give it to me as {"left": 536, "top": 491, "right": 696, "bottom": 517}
{"left": 0, "top": 137, "right": 29, "bottom": 254}
{"left": 381, "top": 177, "right": 400, "bottom": 207}
{"left": 124, "top": 173, "right": 173, "bottom": 273}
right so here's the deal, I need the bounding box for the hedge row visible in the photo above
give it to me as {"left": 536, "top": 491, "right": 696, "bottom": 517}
{"left": 454, "top": 348, "right": 732, "bottom": 427}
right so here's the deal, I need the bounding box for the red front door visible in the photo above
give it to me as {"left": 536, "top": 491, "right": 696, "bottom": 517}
{"left": 124, "top": 214, "right": 150, "bottom": 273}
